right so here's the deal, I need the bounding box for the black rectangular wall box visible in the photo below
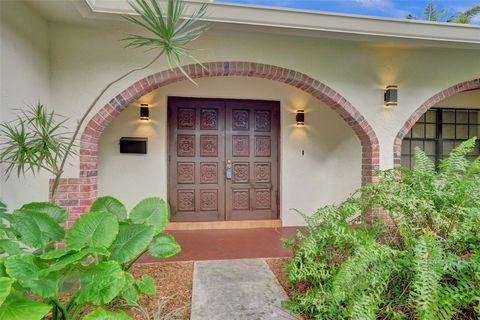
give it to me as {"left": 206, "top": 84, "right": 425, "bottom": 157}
{"left": 119, "top": 137, "right": 148, "bottom": 154}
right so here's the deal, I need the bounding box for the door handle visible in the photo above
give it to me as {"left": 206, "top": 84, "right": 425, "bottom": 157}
{"left": 226, "top": 160, "right": 232, "bottom": 180}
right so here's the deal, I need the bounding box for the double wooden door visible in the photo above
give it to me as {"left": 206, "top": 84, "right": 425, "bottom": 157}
{"left": 168, "top": 97, "right": 279, "bottom": 222}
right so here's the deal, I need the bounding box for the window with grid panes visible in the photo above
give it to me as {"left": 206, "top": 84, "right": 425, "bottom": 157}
{"left": 401, "top": 108, "right": 480, "bottom": 169}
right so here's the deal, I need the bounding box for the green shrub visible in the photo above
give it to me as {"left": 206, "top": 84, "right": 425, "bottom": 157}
{"left": 0, "top": 196, "right": 180, "bottom": 319}
{"left": 285, "top": 137, "right": 480, "bottom": 320}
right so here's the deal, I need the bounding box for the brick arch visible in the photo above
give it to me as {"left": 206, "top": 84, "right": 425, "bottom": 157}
{"left": 393, "top": 78, "right": 480, "bottom": 167}
{"left": 55, "top": 62, "right": 379, "bottom": 224}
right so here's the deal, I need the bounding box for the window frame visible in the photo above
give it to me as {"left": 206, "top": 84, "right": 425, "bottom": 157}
{"left": 401, "top": 107, "right": 480, "bottom": 169}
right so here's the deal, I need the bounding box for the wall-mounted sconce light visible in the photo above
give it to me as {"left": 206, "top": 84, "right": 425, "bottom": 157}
{"left": 296, "top": 110, "right": 305, "bottom": 126}
{"left": 140, "top": 103, "right": 149, "bottom": 120}
{"left": 384, "top": 85, "right": 398, "bottom": 107}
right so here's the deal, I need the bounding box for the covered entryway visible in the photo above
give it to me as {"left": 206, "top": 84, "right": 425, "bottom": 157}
{"left": 168, "top": 97, "right": 280, "bottom": 222}
{"left": 68, "top": 62, "right": 377, "bottom": 228}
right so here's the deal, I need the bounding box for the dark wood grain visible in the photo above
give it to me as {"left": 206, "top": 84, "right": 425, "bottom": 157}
{"left": 168, "top": 97, "right": 280, "bottom": 222}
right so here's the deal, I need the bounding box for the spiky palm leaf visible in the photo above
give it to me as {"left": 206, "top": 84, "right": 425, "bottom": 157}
{"left": 123, "top": 0, "right": 210, "bottom": 83}
{"left": 0, "top": 103, "right": 71, "bottom": 178}
{"left": 448, "top": 5, "right": 480, "bottom": 24}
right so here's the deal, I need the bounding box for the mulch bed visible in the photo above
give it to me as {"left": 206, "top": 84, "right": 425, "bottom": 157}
{"left": 266, "top": 258, "right": 311, "bottom": 320}
{"left": 110, "top": 261, "right": 194, "bottom": 319}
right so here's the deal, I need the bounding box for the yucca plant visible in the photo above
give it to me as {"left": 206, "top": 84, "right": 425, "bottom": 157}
{"left": 285, "top": 137, "right": 480, "bottom": 319}
{"left": 0, "top": 104, "right": 71, "bottom": 182}
{"left": 0, "top": 196, "right": 180, "bottom": 319}
{"left": 0, "top": 0, "right": 210, "bottom": 202}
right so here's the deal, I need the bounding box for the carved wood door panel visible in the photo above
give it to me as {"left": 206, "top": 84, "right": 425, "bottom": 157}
{"left": 168, "top": 97, "right": 226, "bottom": 222}
{"left": 168, "top": 97, "right": 279, "bottom": 222}
{"left": 225, "top": 100, "right": 280, "bottom": 220}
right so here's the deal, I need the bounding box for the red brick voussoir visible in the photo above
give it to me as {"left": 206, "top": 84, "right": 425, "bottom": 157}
{"left": 51, "top": 61, "right": 380, "bottom": 224}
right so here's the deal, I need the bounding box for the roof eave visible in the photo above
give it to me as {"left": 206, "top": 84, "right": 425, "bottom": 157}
{"left": 85, "top": 0, "right": 480, "bottom": 44}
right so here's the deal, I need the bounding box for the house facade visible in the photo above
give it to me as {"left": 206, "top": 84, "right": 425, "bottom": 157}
{"left": 1, "top": 0, "right": 479, "bottom": 228}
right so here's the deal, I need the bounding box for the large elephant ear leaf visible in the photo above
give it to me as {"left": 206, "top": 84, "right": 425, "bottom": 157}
{"left": 0, "top": 240, "right": 22, "bottom": 255}
{"left": 67, "top": 211, "right": 119, "bottom": 250}
{"left": 0, "top": 277, "right": 14, "bottom": 306}
{"left": 109, "top": 224, "right": 155, "bottom": 264}
{"left": 76, "top": 261, "right": 125, "bottom": 306}
{"left": 83, "top": 308, "right": 132, "bottom": 320}
{"left": 5, "top": 254, "right": 58, "bottom": 298}
{"left": 12, "top": 209, "right": 64, "bottom": 249}
{"left": 40, "top": 247, "right": 110, "bottom": 276}
{"left": 121, "top": 273, "right": 139, "bottom": 304}
{"left": 20, "top": 202, "right": 68, "bottom": 224}
{"left": 148, "top": 233, "right": 181, "bottom": 258}
{"left": 0, "top": 294, "right": 51, "bottom": 320}
{"left": 130, "top": 197, "right": 168, "bottom": 233}
{"left": 91, "top": 196, "right": 127, "bottom": 221}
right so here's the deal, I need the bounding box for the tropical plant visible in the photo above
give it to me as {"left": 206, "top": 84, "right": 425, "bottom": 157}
{"left": 406, "top": 2, "right": 480, "bottom": 24}
{"left": 0, "top": 196, "right": 180, "bottom": 319}
{"left": 0, "top": 0, "right": 209, "bottom": 202}
{"left": 448, "top": 5, "right": 480, "bottom": 24}
{"left": 284, "top": 137, "right": 480, "bottom": 319}
{"left": 0, "top": 104, "right": 71, "bottom": 183}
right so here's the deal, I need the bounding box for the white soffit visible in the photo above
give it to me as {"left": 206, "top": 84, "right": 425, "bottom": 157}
{"left": 84, "top": 0, "right": 480, "bottom": 45}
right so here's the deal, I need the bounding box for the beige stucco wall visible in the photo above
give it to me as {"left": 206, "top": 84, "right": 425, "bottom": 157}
{"left": 46, "top": 22, "right": 480, "bottom": 175}
{"left": 1, "top": 0, "right": 480, "bottom": 223}
{"left": 0, "top": 0, "right": 51, "bottom": 206}
{"left": 98, "top": 77, "right": 361, "bottom": 226}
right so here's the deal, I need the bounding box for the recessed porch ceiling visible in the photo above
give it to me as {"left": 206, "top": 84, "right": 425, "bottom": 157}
{"left": 24, "top": 0, "right": 480, "bottom": 49}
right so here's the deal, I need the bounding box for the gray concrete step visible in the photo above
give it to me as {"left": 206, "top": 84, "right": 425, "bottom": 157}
{"left": 190, "top": 259, "right": 297, "bottom": 320}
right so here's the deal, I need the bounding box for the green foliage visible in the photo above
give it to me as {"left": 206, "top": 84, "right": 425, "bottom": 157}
{"left": 76, "top": 261, "right": 126, "bottom": 305}
{"left": 0, "top": 0, "right": 210, "bottom": 202}
{"left": 0, "top": 195, "right": 180, "bottom": 319}
{"left": 66, "top": 211, "right": 119, "bottom": 250}
{"left": 285, "top": 137, "right": 480, "bottom": 319}
{"left": 130, "top": 197, "right": 169, "bottom": 233}
{"left": 0, "top": 277, "right": 14, "bottom": 306}
{"left": 12, "top": 209, "right": 65, "bottom": 249}
{"left": 123, "top": 0, "right": 209, "bottom": 83}
{"left": 148, "top": 233, "right": 181, "bottom": 258}
{"left": 109, "top": 224, "right": 156, "bottom": 264}
{"left": 84, "top": 308, "right": 132, "bottom": 320}
{"left": 0, "top": 103, "right": 71, "bottom": 178}
{"left": 91, "top": 196, "right": 128, "bottom": 221}
{"left": 21, "top": 202, "right": 68, "bottom": 224}
{"left": 0, "top": 293, "right": 52, "bottom": 320}
{"left": 448, "top": 5, "right": 480, "bottom": 24}
{"left": 406, "top": 2, "right": 480, "bottom": 24}
{"left": 137, "top": 275, "right": 157, "bottom": 295}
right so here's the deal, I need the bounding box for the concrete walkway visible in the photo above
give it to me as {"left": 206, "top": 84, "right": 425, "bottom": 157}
{"left": 191, "top": 259, "right": 297, "bottom": 320}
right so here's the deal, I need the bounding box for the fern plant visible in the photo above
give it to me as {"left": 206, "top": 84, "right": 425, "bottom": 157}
{"left": 0, "top": 196, "right": 180, "bottom": 319}
{"left": 285, "top": 137, "right": 480, "bottom": 320}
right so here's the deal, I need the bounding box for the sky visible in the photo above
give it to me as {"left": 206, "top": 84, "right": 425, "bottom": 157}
{"left": 213, "top": 0, "right": 480, "bottom": 23}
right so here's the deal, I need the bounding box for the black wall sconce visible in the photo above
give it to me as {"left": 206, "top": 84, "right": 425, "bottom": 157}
{"left": 384, "top": 85, "right": 398, "bottom": 107}
{"left": 296, "top": 109, "right": 305, "bottom": 126}
{"left": 140, "top": 103, "right": 149, "bottom": 120}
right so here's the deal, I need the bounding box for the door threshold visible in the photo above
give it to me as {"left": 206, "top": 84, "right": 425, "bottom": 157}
{"left": 165, "top": 219, "right": 282, "bottom": 231}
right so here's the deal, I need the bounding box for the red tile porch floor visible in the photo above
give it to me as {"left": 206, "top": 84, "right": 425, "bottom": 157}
{"left": 137, "top": 227, "right": 305, "bottom": 263}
